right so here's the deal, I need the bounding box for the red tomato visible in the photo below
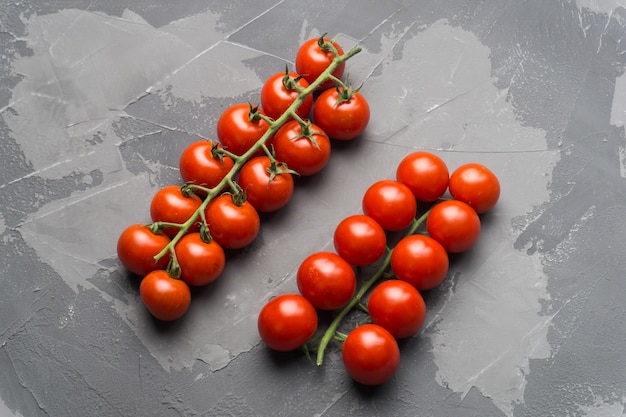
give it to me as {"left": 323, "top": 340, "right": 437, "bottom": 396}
{"left": 272, "top": 120, "right": 331, "bottom": 176}
{"left": 179, "top": 141, "right": 234, "bottom": 192}
{"left": 368, "top": 280, "right": 427, "bottom": 339}
{"left": 342, "top": 324, "right": 400, "bottom": 386}
{"left": 149, "top": 185, "right": 203, "bottom": 238}
{"left": 312, "top": 87, "right": 370, "bottom": 141}
{"left": 258, "top": 294, "right": 318, "bottom": 352}
{"left": 391, "top": 235, "right": 449, "bottom": 290}
{"left": 295, "top": 36, "right": 345, "bottom": 90}
{"left": 139, "top": 270, "right": 191, "bottom": 321}
{"left": 449, "top": 163, "right": 500, "bottom": 213}
{"left": 260, "top": 72, "right": 313, "bottom": 120}
{"left": 362, "top": 180, "right": 417, "bottom": 231}
{"left": 237, "top": 156, "right": 294, "bottom": 212}
{"left": 216, "top": 103, "right": 271, "bottom": 156}
{"left": 333, "top": 215, "right": 386, "bottom": 266}
{"left": 174, "top": 233, "right": 226, "bottom": 286}
{"left": 396, "top": 151, "right": 449, "bottom": 202}
{"left": 297, "top": 251, "right": 356, "bottom": 311}
{"left": 426, "top": 200, "right": 481, "bottom": 253}
{"left": 204, "top": 194, "right": 260, "bottom": 249}
{"left": 117, "top": 224, "right": 171, "bottom": 276}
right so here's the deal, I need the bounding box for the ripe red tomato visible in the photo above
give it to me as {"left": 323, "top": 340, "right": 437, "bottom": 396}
{"left": 342, "top": 324, "right": 400, "bottom": 386}
{"left": 368, "top": 280, "right": 427, "bottom": 339}
{"left": 297, "top": 251, "right": 356, "bottom": 311}
{"left": 396, "top": 151, "right": 449, "bottom": 202}
{"left": 426, "top": 200, "right": 481, "bottom": 253}
{"left": 312, "top": 87, "right": 370, "bottom": 141}
{"left": 237, "top": 156, "right": 294, "bottom": 212}
{"left": 216, "top": 103, "right": 271, "bottom": 156}
{"left": 260, "top": 72, "right": 313, "bottom": 120}
{"left": 258, "top": 294, "right": 318, "bottom": 352}
{"left": 117, "top": 224, "right": 171, "bottom": 276}
{"left": 174, "top": 233, "right": 226, "bottom": 286}
{"left": 333, "top": 215, "right": 386, "bottom": 266}
{"left": 295, "top": 36, "right": 345, "bottom": 90}
{"left": 204, "top": 194, "right": 260, "bottom": 249}
{"left": 149, "top": 185, "right": 203, "bottom": 238}
{"left": 139, "top": 270, "right": 191, "bottom": 321}
{"left": 179, "top": 141, "right": 234, "bottom": 192}
{"left": 449, "top": 163, "right": 500, "bottom": 213}
{"left": 391, "top": 235, "right": 449, "bottom": 291}
{"left": 272, "top": 120, "right": 331, "bottom": 176}
{"left": 362, "top": 180, "right": 417, "bottom": 231}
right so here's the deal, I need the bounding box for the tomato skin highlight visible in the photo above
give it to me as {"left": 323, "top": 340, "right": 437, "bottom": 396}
{"left": 258, "top": 294, "right": 318, "bottom": 352}
{"left": 295, "top": 37, "right": 345, "bottom": 90}
{"left": 272, "top": 120, "right": 331, "bottom": 176}
{"left": 426, "top": 200, "right": 481, "bottom": 253}
{"left": 204, "top": 194, "right": 260, "bottom": 250}
{"left": 149, "top": 185, "right": 203, "bottom": 238}
{"left": 333, "top": 215, "right": 387, "bottom": 266}
{"left": 216, "top": 103, "right": 271, "bottom": 156}
{"left": 140, "top": 270, "right": 191, "bottom": 322}
{"left": 117, "top": 224, "right": 171, "bottom": 276}
{"left": 313, "top": 87, "right": 370, "bottom": 141}
{"left": 391, "top": 235, "right": 449, "bottom": 291}
{"left": 297, "top": 251, "right": 356, "bottom": 311}
{"left": 179, "top": 141, "right": 234, "bottom": 193}
{"left": 368, "top": 280, "right": 427, "bottom": 339}
{"left": 396, "top": 151, "right": 449, "bottom": 202}
{"left": 362, "top": 180, "right": 417, "bottom": 231}
{"left": 449, "top": 163, "right": 500, "bottom": 214}
{"left": 342, "top": 324, "right": 400, "bottom": 386}
{"left": 260, "top": 72, "right": 313, "bottom": 121}
{"left": 237, "top": 156, "right": 294, "bottom": 213}
{"left": 174, "top": 233, "right": 226, "bottom": 286}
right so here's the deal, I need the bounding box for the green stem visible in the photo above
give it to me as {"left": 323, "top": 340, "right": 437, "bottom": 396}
{"left": 315, "top": 207, "right": 433, "bottom": 366}
{"left": 153, "top": 41, "right": 362, "bottom": 266}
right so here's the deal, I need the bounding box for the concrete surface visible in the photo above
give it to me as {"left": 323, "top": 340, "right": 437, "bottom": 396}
{"left": 1, "top": 1, "right": 626, "bottom": 416}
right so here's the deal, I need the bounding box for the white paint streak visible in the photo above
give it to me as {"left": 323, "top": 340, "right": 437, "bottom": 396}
{"left": 364, "top": 21, "right": 557, "bottom": 416}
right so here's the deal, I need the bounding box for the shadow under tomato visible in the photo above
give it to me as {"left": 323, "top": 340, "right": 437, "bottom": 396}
{"left": 142, "top": 308, "right": 190, "bottom": 336}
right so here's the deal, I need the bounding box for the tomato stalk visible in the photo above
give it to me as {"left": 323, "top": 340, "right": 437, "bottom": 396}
{"left": 314, "top": 208, "right": 432, "bottom": 366}
{"left": 152, "top": 39, "right": 363, "bottom": 267}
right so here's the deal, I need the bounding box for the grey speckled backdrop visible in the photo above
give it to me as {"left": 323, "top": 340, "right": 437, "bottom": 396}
{"left": 1, "top": 1, "right": 626, "bottom": 416}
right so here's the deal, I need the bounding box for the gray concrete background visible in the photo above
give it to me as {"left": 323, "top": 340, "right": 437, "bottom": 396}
{"left": 1, "top": 1, "right": 625, "bottom": 416}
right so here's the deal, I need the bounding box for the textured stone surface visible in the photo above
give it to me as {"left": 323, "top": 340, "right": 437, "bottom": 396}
{"left": 1, "top": 1, "right": 625, "bottom": 416}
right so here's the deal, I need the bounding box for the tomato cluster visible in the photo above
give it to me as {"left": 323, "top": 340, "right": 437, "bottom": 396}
{"left": 258, "top": 151, "right": 500, "bottom": 386}
{"left": 116, "top": 35, "right": 369, "bottom": 322}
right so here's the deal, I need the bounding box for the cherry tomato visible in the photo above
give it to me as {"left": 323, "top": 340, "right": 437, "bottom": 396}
{"left": 260, "top": 71, "right": 313, "bottom": 120}
{"left": 333, "top": 215, "right": 386, "bottom": 266}
{"left": 295, "top": 36, "right": 345, "bottom": 90}
{"left": 391, "top": 235, "right": 449, "bottom": 291}
{"left": 312, "top": 87, "right": 370, "bottom": 141}
{"left": 117, "top": 224, "right": 171, "bottom": 276}
{"left": 216, "top": 103, "right": 271, "bottom": 156}
{"left": 368, "top": 280, "right": 427, "bottom": 339}
{"left": 426, "top": 200, "right": 481, "bottom": 253}
{"left": 179, "top": 141, "right": 234, "bottom": 193}
{"left": 272, "top": 120, "right": 331, "bottom": 176}
{"left": 139, "top": 270, "right": 191, "bottom": 321}
{"left": 362, "top": 180, "right": 417, "bottom": 231}
{"left": 174, "top": 233, "right": 226, "bottom": 286}
{"left": 149, "top": 185, "right": 203, "bottom": 238}
{"left": 396, "top": 151, "right": 449, "bottom": 202}
{"left": 297, "top": 251, "right": 356, "bottom": 311}
{"left": 342, "top": 324, "right": 400, "bottom": 386}
{"left": 258, "top": 294, "right": 318, "bottom": 352}
{"left": 237, "top": 156, "right": 294, "bottom": 213}
{"left": 204, "top": 194, "right": 260, "bottom": 249}
{"left": 449, "top": 163, "right": 500, "bottom": 213}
